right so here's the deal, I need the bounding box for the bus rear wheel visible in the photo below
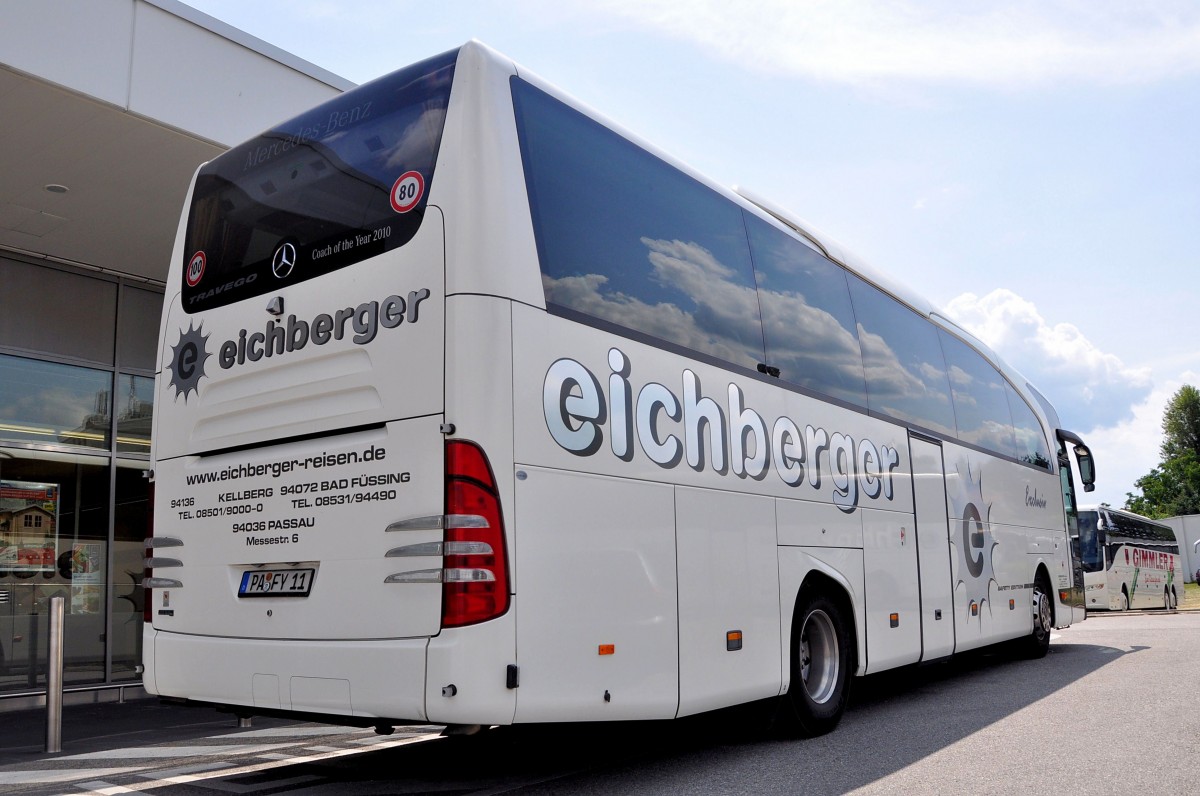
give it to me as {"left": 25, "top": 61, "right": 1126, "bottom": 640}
{"left": 1118, "top": 589, "right": 1129, "bottom": 611}
{"left": 786, "top": 590, "right": 851, "bottom": 737}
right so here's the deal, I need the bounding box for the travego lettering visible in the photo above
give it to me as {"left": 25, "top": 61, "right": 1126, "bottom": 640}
{"left": 187, "top": 273, "right": 258, "bottom": 305}
{"left": 543, "top": 348, "right": 900, "bottom": 513}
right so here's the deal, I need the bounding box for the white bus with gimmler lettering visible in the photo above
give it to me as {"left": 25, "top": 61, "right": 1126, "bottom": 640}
{"left": 1078, "top": 506, "right": 1182, "bottom": 611}
{"left": 144, "top": 42, "right": 1097, "bottom": 736}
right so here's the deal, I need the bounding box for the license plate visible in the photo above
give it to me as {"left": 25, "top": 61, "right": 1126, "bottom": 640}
{"left": 238, "top": 568, "right": 315, "bottom": 597}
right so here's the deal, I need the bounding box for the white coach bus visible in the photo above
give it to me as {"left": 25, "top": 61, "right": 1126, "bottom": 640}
{"left": 1078, "top": 506, "right": 1182, "bottom": 611}
{"left": 144, "top": 42, "right": 1097, "bottom": 736}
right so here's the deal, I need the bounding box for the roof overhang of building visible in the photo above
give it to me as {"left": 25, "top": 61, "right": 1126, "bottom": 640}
{"left": 0, "top": 0, "right": 350, "bottom": 285}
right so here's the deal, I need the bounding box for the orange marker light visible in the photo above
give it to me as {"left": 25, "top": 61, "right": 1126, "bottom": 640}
{"left": 598, "top": 644, "right": 615, "bottom": 656}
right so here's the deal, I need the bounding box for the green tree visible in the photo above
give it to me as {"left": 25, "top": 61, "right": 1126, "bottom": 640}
{"left": 1125, "top": 385, "right": 1200, "bottom": 518}
{"left": 1125, "top": 451, "right": 1200, "bottom": 519}
{"left": 1160, "top": 384, "right": 1200, "bottom": 460}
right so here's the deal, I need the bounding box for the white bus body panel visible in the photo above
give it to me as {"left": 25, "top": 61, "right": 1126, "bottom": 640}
{"left": 434, "top": 43, "right": 544, "bottom": 308}
{"left": 861, "top": 506, "right": 921, "bottom": 672}
{"left": 425, "top": 610, "right": 518, "bottom": 726}
{"left": 146, "top": 631, "right": 429, "bottom": 720}
{"left": 674, "top": 486, "right": 781, "bottom": 717}
{"left": 1084, "top": 569, "right": 1109, "bottom": 609}
{"left": 512, "top": 467, "right": 679, "bottom": 722}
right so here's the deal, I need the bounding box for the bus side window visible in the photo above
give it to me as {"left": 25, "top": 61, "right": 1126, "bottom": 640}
{"left": 513, "top": 78, "right": 767, "bottom": 373}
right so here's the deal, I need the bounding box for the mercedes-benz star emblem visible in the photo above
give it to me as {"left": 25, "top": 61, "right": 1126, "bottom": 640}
{"left": 272, "top": 242, "right": 297, "bottom": 279}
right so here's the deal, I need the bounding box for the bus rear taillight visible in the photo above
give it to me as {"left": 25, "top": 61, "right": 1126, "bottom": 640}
{"left": 442, "top": 440, "right": 510, "bottom": 628}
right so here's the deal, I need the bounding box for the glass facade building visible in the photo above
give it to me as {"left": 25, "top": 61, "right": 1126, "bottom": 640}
{"left": 1, "top": 0, "right": 346, "bottom": 706}
{"left": 0, "top": 254, "right": 161, "bottom": 693}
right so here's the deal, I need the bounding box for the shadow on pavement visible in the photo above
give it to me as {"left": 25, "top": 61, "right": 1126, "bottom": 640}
{"left": 229, "top": 637, "right": 1128, "bottom": 795}
{"left": 0, "top": 698, "right": 302, "bottom": 766}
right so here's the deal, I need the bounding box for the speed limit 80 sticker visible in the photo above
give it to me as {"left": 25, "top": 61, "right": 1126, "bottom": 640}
{"left": 390, "top": 171, "right": 425, "bottom": 214}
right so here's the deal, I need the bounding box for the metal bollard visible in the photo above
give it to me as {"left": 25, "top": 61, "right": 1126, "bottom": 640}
{"left": 45, "top": 596, "right": 65, "bottom": 754}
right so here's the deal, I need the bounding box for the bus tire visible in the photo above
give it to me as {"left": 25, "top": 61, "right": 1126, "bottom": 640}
{"left": 1118, "top": 589, "right": 1129, "bottom": 611}
{"left": 1017, "top": 573, "right": 1053, "bottom": 659}
{"left": 786, "top": 590, "right": 852, "bottom": 737}
{"left": 1170, "top": 588, "right": 1178, "bottom": 610}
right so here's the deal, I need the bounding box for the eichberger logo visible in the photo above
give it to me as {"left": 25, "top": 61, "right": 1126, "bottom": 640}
{"left": 167, "top": 322, "right": 211, "bottom": 401}
{"left": 168, "top": 288, "right": 430, "bottom": 401}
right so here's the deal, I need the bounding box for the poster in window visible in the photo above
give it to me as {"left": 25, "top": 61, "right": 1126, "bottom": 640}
{"left": 70, "top": 542, "right": 104, "bottom": 585}
{"left": 0, "top": 480, "right": 60, "bottom": 576}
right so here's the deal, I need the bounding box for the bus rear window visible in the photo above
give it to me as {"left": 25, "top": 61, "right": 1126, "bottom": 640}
{"left": 180, "top": 48, "right": 458, "bottom": 313}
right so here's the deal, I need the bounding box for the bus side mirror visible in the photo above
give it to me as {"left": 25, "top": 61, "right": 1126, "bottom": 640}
{"left": 1057, "top": 429, "right": 1096, "bottom": 493}
{"left": 1074, "top": 444, "right": 1095, "bottom": 493}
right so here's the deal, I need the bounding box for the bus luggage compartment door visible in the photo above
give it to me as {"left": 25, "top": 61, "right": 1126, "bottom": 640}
{"left": 512, "top": 466, "right": 679, "bottom": 722}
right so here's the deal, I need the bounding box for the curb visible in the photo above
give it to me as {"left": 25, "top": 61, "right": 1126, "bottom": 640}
{"left": 1083, "top": 607, "right": 1200, "bottom": 617}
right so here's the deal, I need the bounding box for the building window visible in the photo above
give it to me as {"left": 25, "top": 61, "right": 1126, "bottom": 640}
{"left": 0, "top": 453, "right": 109, "bottom": 689}
{"left": 0, "top": 257, "right": 162, "bottom": 694}
{"left": 116, "top": 375, "right": 154, "bottom": 456}
{"left": 0, "top": 354, "right": 113, "bottom": 451}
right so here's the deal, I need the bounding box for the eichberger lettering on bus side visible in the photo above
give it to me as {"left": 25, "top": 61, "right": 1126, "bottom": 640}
{"left": 543, "top": 348, "right": 900, "bottom": 513}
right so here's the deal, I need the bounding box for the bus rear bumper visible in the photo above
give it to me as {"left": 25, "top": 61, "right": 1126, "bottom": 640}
{"left": 144, "top": 628, "right": 429, "bottom": 722}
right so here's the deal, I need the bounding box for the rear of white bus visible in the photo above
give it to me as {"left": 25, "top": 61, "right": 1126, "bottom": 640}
{"left": 144, "top": 46, "right": 517, "bottom": 726}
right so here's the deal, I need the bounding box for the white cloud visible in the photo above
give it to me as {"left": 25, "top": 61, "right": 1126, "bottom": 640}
{"left": 542, "top": 237, "right": 765, "bottom": 367}
{"left": 944, "top": 288, "right": 1168, "bottom": 503}
{"left": 1083, "top": 376, "right": 1200, "bottom": 509}
{"left": 578, "top": 0, "right": 1200, "bottom": 89}
{"left": 945, "top": 288, "right": 1152, "bottom": 433}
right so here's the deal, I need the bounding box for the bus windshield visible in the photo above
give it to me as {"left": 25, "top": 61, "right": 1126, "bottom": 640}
{"left": 1078, "top": 509, "right": 1103, "bottom": 572}
{"left": 181, "top": 48, "right": 457, "bottom": 313}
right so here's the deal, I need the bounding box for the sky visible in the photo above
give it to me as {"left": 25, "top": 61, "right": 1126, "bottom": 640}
{"left": 182, "top": 0, "right": 1200, "bottom": 508}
